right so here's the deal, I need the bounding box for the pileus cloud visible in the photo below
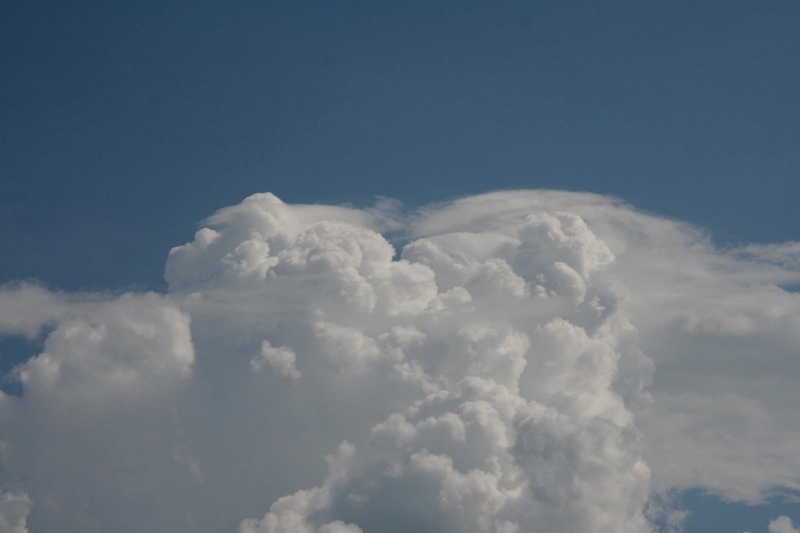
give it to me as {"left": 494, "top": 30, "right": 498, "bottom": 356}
{"left": 1, "top": 190, "right": 799, "bottom": 532}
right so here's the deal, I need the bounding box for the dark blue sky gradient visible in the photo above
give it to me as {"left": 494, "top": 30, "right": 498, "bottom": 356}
{"left": 2, "top": 1, "right": 799, "bottom": 291}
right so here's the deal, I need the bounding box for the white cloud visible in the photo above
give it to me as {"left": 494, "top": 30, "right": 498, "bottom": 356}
{"left": 411, "top": 191, "right": 800, "bottom": 502}
{"left": 253, "top": 340, "right": 301, "bottom": 379}
{"left": 0, "top": 292, "right": 194, "bottom": 532}
{"left": 0, "top": 283, "right": 69, "bottom": 338}
{"left": 769, "top": 515, "right": 800, "bottom": 533}
{"left": 0, "top": 490, "right": 31, "bottom": 533}
{"left": 1, "top": 190, "right": 800, "bottom": 531}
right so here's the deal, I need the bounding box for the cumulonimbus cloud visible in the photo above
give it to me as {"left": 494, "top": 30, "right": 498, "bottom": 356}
{"left": 1, "top": 190, "right": 799, "bottom": 532}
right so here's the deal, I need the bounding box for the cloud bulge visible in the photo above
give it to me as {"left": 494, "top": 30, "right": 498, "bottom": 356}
{"left": 1, "top": 190, "right": 799, "bottom": 532}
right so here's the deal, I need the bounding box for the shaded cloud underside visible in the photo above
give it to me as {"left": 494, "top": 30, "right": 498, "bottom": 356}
{"left": 1, "top": 190, "right": 799, "bottom": 532}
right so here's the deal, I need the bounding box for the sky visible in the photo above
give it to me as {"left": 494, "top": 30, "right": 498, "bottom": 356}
{"left": 1, "top": 2, "right": 800, "bottom": 532}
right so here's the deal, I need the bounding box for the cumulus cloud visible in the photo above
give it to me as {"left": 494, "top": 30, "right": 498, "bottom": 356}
{"left": 0, "top": 291, "right": 194, "bottom": 532}
{"left": 1, "top": 190, "right": 799, "bottom": 532}
{"left": 769, "top": 515, "right": 800, "bottom": 533}
{"left": 0, "top": 490, "right": 31, "bottom": 533}
{"left": 253, "top": 340, "right": 301, "bottom": 380}
{"left": 0, "top": 282, "right": 69, "bottom": 338}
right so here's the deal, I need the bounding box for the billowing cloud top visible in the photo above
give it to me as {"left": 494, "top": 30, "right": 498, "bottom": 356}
{"left": 1, "top": 190, "right": 799, "bottom": 532}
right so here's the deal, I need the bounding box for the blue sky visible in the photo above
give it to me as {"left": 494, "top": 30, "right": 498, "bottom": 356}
{"left": 3, "top": 1, "right": 799, "bottom": 291}
{"left": 2, "top": 2, "right": 800, "bottom": 532}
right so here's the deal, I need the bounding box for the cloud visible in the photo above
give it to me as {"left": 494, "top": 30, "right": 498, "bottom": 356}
{"left": 252, "top": 340, "right": 301, "bottom": 380}
{"left": 0, "top": 490, "right": 31, "bottom": 533}
{"left": 769, "top": 515, "right": 800, "bottom": 533}
{"left": 0, "top": 282, "right": 69, "bottom": 338}
{"left": 1, "top": 190, "right": 799, "bottom": 531}
{"left": 0, "top": 291, "right": 194, "bottom": 532}
{"left": 416, "top": 191, "right": 800, "bottom": 503}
